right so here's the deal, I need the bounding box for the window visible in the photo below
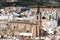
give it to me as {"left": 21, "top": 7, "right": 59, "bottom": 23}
{"left": 49, "top": 15, "right": 51, "bottom": 20}
{"left": 37, "top": 16, "right": 38, "bottom": 20}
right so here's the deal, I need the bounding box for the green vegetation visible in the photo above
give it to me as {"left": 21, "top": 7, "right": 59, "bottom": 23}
{"left": 0, "top": 0, "right": 60, "bottom": 8}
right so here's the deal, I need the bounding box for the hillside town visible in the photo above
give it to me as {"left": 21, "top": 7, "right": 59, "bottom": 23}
{"left": 0, "top": 0, "right": 60, "bottom": 40}
{"left": 0, "top": 7, "right": 60, "bottom": 40}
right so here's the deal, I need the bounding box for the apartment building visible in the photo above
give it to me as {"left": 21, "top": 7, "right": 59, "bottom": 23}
{"left": 0, "top": 7, "right": 40, "bottom": 37}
